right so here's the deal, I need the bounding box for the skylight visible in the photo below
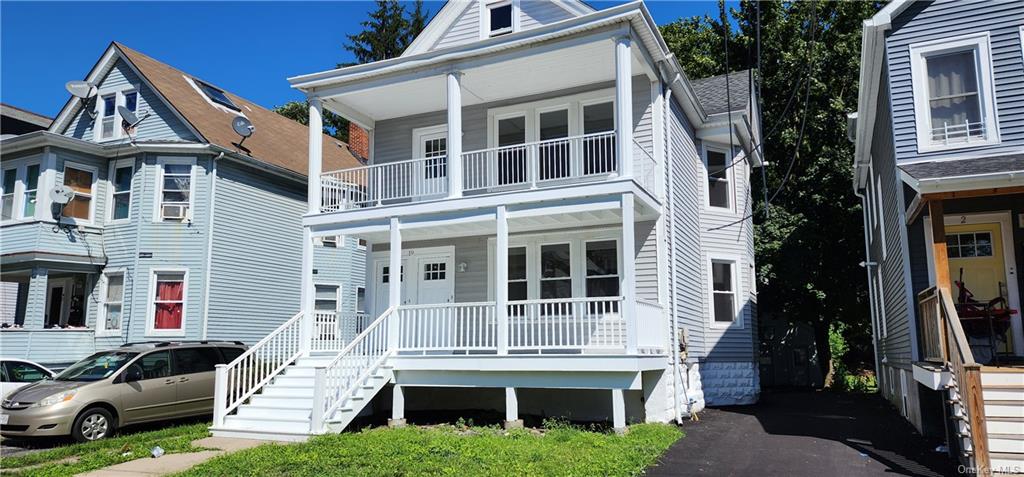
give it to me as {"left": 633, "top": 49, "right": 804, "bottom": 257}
{"left": 195, "top": 79, "right": 239, "bottom": 110}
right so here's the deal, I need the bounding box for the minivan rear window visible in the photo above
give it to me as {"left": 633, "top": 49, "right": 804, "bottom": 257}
{"left": 173, "top": 347, "right": 220, "bottom": 374}
{"left": 217, "top": 347, "right": 244, "bottom": 364}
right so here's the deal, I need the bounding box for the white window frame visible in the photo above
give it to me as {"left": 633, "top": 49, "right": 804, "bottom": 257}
{"left": 107, "top": 158, "right": 135, "bottom": 224}
{"left": 1, "top": 165, "right": 21, "bottom": 224}
{"left": 538, "top": 241, "right": 574, "bottom": 299}
{"left": 481, "top": 0, "right": 518, "bottom": 38}
{"left": 60, "top": 161, "right": 98, "bottom": 225}
{"left": 356, "top": 286, "right": 366, "bottom": 314}
{"left": 909, "top": 32, "right": 1000, "bottom": 153}
{"left": 703, "top": 143, "right": 735, "bottom": 212}
{"left": 313, "top": 282, "right": 342, "bottom": 314}
{"left": 97, "top": 270, "right": 125, "bottom": 337}
{"left": 21, "top": 163, "right": 40, "bottom": 221}
{"left": 318, "top": 236, "right": 339, "bottom": 248}
{"left": 357, "top": 238, "right": 368, "bottom": 250}
{"left": 583, "top": 238, "right": 621, "bottom": 298}
{"left": 708, "top": 255, "right": 743, "bottom": 329}
{"left": 153, "top": 157, "right": 196, "bottom": 223}
{"left": 145, "top": 267, "right": 189, "bottom": 337}
{"left": 92, "top": 87, "right": 140, "bottom": 142}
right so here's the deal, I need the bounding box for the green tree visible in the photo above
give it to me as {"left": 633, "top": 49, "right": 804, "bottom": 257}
{"left": 275, "top": 1, "right": 430, "bottom": 142}
{"left": 661, "top": 1, "right": 883, "bottom": 380}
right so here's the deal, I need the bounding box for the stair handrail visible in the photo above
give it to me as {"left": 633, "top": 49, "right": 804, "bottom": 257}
{"left": 310, "top": 306, "right": 397, "bottom": 433}
{"left": 919, "top": 286, "right": 990, "bottom": 475}
{"left": 213, "top": 311, "right": 305, "bottom": 428}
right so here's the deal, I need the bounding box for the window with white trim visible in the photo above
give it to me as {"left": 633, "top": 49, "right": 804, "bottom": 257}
{"left": 152, "top": 272, "right": 185, "bottom": 332}
{"left": 507, "top": 246, "right": 527, "bottom": 301}
{"left": 62, "top": 164, "right": 95, "bottom": 222}
{"left": 110, "top": 161, "right": 134, "bottom": 221}
{"left": 22, "top": 164, "right": 39, "bottom": 218}
{"left": 157, "top": 160, "right": 193, "bottom": 221}
{"left": 100, "top": 94, "right": 117, "bottom": 140}
{"left": 102, "top": 272, "right": 124, "bottom": 334}
{"left": 320, "top": 236, "right": 338, "bottom": 248}
{"left": 1, "top": 167, "right": 17, "bottom": 221}
{"left": 356, "top": 287, "right": 366, "bottom": 313}
{"left": 705, "top": 147, "right": 732, "bottom": 209}
{"left": 486, "top": 1, "right": 513, "bottom": 37}
{"left": 357, "top": 238, "right": 367, "bottom": 250}
{"left": 314, "top": 284, "right": 339, "bottom": 312}
{"left": 585, "top": 240, "right": 619, "bottom": 297}
{"left": 540, "top": 243, "right": 572, "bottom": 299}
{"left": 910, "top": 33, "right": 999, "bottom": 151}
{"left": 710, "top": 259, "right": 738, "bottom": 325}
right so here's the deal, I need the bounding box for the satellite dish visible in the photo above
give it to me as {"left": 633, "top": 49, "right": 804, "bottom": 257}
{"left": 50, "top": 185, "right": 74, "bottom": 205}
{"left": 118, "top": 106, "right": 139, "bottom": 127}
{"left": 65, "top": 80, "right": 97, "bottom": 99}
{"left": 231, "top": 115, "right": 254, "bottom": 148}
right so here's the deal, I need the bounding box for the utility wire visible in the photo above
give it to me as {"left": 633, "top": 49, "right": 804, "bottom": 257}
{"left": 756, "top": 0, "right": 770, "bottom": 217}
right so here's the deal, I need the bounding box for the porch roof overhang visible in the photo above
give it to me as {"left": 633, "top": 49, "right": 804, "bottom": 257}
{"left": 1, "top": 251, "right": 106, "bottom": 272}
{"left": 288, "top": 1, "right": 708, "bottom": 129}
{"left": 305, "top": 180, "right": 658, "bottom": 242}
{"left": 900, "top": 154, "right": 1024, "bottom": 223}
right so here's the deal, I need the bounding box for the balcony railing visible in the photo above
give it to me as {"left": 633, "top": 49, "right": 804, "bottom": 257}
{"left": 320, "top": 132, "right": 660, "bottom": 212}
{"left": 930, "top": 120, "right": 986, "bottom": 146}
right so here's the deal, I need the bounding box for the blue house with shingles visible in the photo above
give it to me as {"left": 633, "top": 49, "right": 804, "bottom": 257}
{"left": 0, "top": 43, "right": 366, "bottom": 369}
{"left": 852, "top": 0, "right": 1024, "bottom": 473}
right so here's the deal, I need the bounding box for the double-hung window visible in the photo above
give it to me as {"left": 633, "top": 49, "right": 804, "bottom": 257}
{"left": 151, "top": 271, "right": 186, "bottom": 334}
{"left": 314, "top": 285, "right": 339, "bottom": 313}
{"left": 102, "top": 272, "right": 124, "bottom": 335}
{"left": 109, "top": 161, "right": 134, "bottom": 221}
{"left": 100, "top": 94, "right": 117, "bottom": 140}
{"left": 705, "top": 147, "right": 732, "bottom": 210}
{"left": 22, "top": 165, "right": 39, "bottom": 218}
{"left": 539, "top": 243, "right": 572, "bottom": 299}
{"left": 585, "top": 240, "right": 619, "bottom": 297}
{"left": 1, "top": 168, "right": 17, "bottom": 221}
{"left": 62, "top": 164, "right": 96, "bottom": 222}
{"left": 157, "top": 159, "right": 194, "bottom": 221}
{"left": 356, "top": 287, "right": 366, "bottom": 314}
{"left": 507, "top": 246, "right": 528, "bottom": 301}
{"left": 710, "top": 259, "right": 738, "bottom": 326}
{"left": 910, "top": 33, "right": 998, "bottom": 151}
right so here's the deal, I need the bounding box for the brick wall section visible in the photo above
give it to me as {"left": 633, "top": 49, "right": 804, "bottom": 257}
{"left": 348, "top": 123, "right": 369, "bottom": 160}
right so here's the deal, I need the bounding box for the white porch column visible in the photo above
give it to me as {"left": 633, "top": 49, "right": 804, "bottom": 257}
{"left": 504, "top": 387, "right": 523, "bottom": 429}
{"left": 308, "top": 96, "right": 324, "bottom": 214}
{"left": 388, "top": 217, "right": 402, "bottom": 351}
{"left": 612, "top": 388, "right": 626, "bottom": 433}
{"left": 389, "top": 385, "right": 406, "bottom": 427}
{"left": 496, "top": 205, "right": 509, "bottom": 354}
{"left": 299, "top": 228, "right": 315, "bottom": 354}
{"left": 615, "top": 35, "right": 634, "bottom": 178}
{"left": 446, "top": 71, "right": 464, "bottom": 198}
{"left": 622, "top": 193, "right": 638, "bottom": 354}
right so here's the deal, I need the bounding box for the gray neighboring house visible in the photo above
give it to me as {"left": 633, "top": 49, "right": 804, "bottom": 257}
{"left": 0, "top": 42, "right": 365, "bottom": 369}
{"left": 211, "top": 0, "right": 763, "bottom": 440}
{"left": 852, "top": 0, "right": 1024, "bottom": 473}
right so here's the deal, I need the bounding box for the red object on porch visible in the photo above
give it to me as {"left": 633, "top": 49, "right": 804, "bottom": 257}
{"left": 154, "top": 280, "right": 184, "bottom": 329}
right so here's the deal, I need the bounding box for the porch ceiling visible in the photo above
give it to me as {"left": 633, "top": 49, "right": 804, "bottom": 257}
{"left": 321, "top": 35, "right": 649, "bottom": 123}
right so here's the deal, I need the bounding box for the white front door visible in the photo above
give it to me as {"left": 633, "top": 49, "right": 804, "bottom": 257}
{"left": 374, "top": 259, "right": 408, "bottom": 315}
{"left": 413, "top": 253, "right": 454, "bottom": 305}
{"left": 413, "top": 127, "right": 447, "bottom": 199}
{"left": 372, "top": 247, "right": 455, "bottom": 314}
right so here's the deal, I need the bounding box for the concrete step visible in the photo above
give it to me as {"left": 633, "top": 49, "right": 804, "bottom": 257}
{"left": 236, "top": 405, "right": 313, "bottom": 421}
{"left": 988, "top": 417, "right": 1024, "bottom": 435}
{"left": 984, "top": 386, "right": 1024, "bottom": 401}
{"left": 983, "top": 371, "right": 1024, "bottom": 387}
{"left": 223, "top": 415, "right": 311, "bottom": 434}
{"left": 209, "top": 427, "right": 310, "bottom": 443}
{"left": 985, "top": 401, "right": 1024, "bottom": 419}
{"left": 990, "top": 434, "right": 1024, "bottom": 454}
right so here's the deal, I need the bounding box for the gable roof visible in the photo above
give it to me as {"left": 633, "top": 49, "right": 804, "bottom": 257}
{"left": 402, "top": 0, "right": 595, "bottom": 57}
{"left": 689, "top": 70, "right": 751, "bottom": 115}
{"left": 52, "top": 43, "right": 359, "bottom": 177}
{"left": 1, "top": 103, "right": 53, "bottom": 129}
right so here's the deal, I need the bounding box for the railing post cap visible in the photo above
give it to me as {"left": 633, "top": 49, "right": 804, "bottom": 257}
{"left": 215, "top": 363, "right": 227, "bottom": 369}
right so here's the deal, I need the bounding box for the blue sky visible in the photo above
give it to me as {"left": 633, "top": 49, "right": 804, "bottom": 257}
{"left": 1, "top": 1, "right": 726, "bottom": 119}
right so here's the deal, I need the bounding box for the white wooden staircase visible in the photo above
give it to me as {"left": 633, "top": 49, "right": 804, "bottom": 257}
{"left": 210, "top": 309, "right": 396, "bottom": 441}
{"left": 981, "top": 368, "right": 1024, "bottom": 475}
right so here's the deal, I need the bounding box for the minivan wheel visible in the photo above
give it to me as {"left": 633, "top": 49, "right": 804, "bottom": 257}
{"left": 72, "top": 408, "right": 115, "bottom": 442}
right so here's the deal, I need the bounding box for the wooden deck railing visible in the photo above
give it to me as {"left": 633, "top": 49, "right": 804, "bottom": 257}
{"left": 917, "top": 287, "right": 991, "bottom": 475}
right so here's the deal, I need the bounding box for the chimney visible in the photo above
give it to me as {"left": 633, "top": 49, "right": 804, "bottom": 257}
{"left": 348, "top": 122, "right": 369, "bottom": 161}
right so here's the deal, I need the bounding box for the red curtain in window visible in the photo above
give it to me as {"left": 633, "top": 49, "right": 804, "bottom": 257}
{"left": 154, "top": 280, "right": 183, "bottom": 329}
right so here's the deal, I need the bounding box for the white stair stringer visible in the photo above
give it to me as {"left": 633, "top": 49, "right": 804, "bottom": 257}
{"left": 322, "top": 361, "right": 394, "bottom": 434}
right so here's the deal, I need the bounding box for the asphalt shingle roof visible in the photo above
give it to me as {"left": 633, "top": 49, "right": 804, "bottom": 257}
{"left": 899, "top": 154, "right": 1024, "bottom": 181}
{"left": 690, "top": 70, "right": 752, "bottom": 115}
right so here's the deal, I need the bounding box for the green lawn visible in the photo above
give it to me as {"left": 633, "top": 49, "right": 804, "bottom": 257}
{"left": 176, "top": 422, "right": 682, "bottom": 477}
{"left": 0, "top": 422, "right": 210, "bottom": 477}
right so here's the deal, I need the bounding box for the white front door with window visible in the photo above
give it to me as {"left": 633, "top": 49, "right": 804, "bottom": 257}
{"left": 413, "top": 126, "right": 448, "bottom": 199}
{"left": 372, "top": 247, "right": 455, "bottom": 316}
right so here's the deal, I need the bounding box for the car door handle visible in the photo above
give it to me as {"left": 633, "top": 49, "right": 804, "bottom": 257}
{"left": 178, "top": 377, "right": 190, "bottom": 383}
{"left": 164, "top": 379, "right": 175, "bottom": 385}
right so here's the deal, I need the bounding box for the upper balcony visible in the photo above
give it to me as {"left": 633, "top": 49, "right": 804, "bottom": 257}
{"left": 320, "top": 132, "right": 659, "bottom": 213}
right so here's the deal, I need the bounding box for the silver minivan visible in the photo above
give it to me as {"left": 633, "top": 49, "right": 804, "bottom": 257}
{"left": 1, "top": 341, "right": 245, "bottom": 442}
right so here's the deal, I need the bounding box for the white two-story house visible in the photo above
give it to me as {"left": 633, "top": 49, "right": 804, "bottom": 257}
{"left": 211, "top": 0, "right": 762, "bottom": 440}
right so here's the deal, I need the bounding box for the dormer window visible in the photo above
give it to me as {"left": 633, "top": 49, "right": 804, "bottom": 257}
{"left": 100, "top": 94, "right": 117, "bottom": 139}
{"left": 486, "top": 1, "right": 513, "bottom": 37}
{"left": 195, "top": 79, "right": 239, "bottom": 111}
{"left": 910, "top": 33, "right": 999, "bottom": 152}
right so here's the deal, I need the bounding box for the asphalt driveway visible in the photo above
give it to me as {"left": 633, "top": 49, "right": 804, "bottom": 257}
{"left": 647, "top": 390, "right": 958, "bottom": 477}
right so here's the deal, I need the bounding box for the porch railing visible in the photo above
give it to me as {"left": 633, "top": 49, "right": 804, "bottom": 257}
{"left": 917, "top": 286, "right": 991, "bottom": 474}
{"left": 321, "top": 156, "right": 449, "bottom": 211}
{"left": 462, "top": 132, "right": 618, "bottom": 193}
{"left": 397, "top": 302, "right": 497, "bottom": 352}
{"left": 633, "top": 140, "right": 660, "bottom": 199}
{"left": 213, "top": 311, "right": 304, "bottom": 428}
{"left": 636, "top": 299, "right": 666, "bottom": 352}
{"left": 506, "top": 297, "right": 626, "bottom": 351}
{"left": 312, "top": 311, "right": 370, "bottom": 352}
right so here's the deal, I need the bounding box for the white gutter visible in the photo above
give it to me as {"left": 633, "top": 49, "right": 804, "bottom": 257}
{"left": 200, "top": 152, "right": 222, "bottom": 340}
{"left": 911, "top": 170, "right": 1024, "bottom": 194}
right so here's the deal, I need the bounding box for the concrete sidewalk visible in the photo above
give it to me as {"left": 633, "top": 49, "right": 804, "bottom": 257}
{"left": 76, "top": 436, "right": 274, "bottom": 477}
{"left": 647, "top": 390, "right": 958, "bottom": 477}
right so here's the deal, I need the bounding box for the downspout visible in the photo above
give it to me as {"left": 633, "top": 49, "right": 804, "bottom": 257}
{"left": 662, "top": 78, "right": 684, "bottom": 424}
{"left": 200, "top": 152, "right": 223, "bottom": 340}
{"left": 854, "top": 186, "right": 883, "bottom": 392}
